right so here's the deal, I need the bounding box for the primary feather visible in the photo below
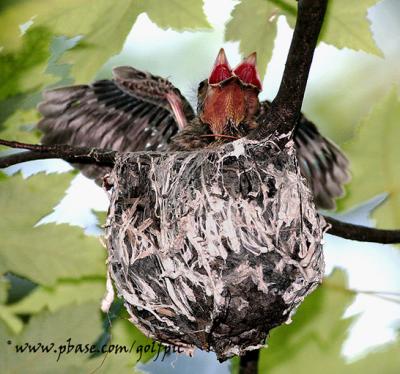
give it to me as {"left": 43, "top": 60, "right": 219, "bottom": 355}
{"left": 38, "top": 66, "right": 194, "bottom": 182}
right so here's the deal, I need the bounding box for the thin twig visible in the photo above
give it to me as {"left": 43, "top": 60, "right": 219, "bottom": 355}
{"left": 0, "top": 139, "right": 116, "bottom": 168}
{"left": 325, "top": 216, "right": 400, "bottom": 244}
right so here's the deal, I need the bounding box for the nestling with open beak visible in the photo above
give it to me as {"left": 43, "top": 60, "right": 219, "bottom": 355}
{"left": 37, "top": 48, "right": 350, "bottom": 209}
{"left": 199, "top": 49, "right": 261, "bottom": 139}
{"left": 170, "top": 49, "right": 262, "bottom": 148}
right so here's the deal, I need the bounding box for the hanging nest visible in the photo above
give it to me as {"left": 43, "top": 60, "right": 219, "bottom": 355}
{"left": 104, "top": 138, "right": 326, "bottom": 360}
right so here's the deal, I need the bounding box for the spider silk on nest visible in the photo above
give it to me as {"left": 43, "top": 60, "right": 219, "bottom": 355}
{"left": 105, "top": 135, "right": 326, "bottom": 360}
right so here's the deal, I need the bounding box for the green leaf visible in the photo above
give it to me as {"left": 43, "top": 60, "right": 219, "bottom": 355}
{"left": 0, "top": 292, "right": 161, "bottom": 373}
{"left": 0, "top": 305, "right": 23, "bottom": 334}
{"left": 258, "top": 269, "right": 400, "bottom": 373}
{"left": 0, "top": 302, "right": 102, "bottom": 373}
{"left": 320, "top": 0, "right": 382, "bottom": 56}
{"left": 0, "top": 301, "right": 156, "bottom": 373}
{"left": 0, "top": 109, "right": 41, "bottom": 148}
{"left": 259, "top": 270, "right": 354, "bottom": 373}
{"left": 6, "top": 279, "right": 106, "bottom": 315}
{"left": 0, "top": 0, "right": 139, "bottom": 83}
{"left": 0, "top": 277, "right": 9, "bottom": 304}
{"left": 0, "top": 0, "right": 210, "bottom": 84}
{"left": 94, "top": 210, "right": 107, "bottom": 228}
{"left": 225, "top": 0, "right": 280, "bottom": 79}
{"left": 0, "top": 26, "right": 53, "bottom": 102}
{"left": 5, "top": 274, "right": 37, "bottom": 305}
{"left": 230, "top": 356, "right": 240, "bottom": 374}
{"left": 111, "top": 318, "right": 160, "bottom": 364}
{"left": 0, "top": 172, "right": 106, "bottom": 285}
{"left": 138, "top": 0, "right": 211, "bottom": 31}
{"left": 0, "top": 26, "right": 77, "bottom": 128}
{"left": 0, "top": 319, "right": 13, "bottom": 374}
{"left": 0, "top": 277, "right": 23, "bottom": 334}
{"left": 339, "top": 88, "right": 400, "bottom": 229}
{"left": 55, "top": 1, "right": 141, "bottom": 83}
{"left": 284, "top": 0, "right": 382, "bottom": 56}
{"left": 227, "top": 0, "right": 382, "bottom": 80}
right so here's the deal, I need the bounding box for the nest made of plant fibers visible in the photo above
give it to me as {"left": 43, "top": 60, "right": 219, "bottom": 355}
{"left": 105, "top": 137, "right": 326, "bottom": 360}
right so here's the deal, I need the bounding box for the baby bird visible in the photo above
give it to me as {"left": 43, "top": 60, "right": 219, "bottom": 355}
{"left": 38, "top": 48, "right": 350, "bottom": 209}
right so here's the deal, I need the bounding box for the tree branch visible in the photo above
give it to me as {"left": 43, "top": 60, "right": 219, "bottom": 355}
{"left": 252, "top": 0, "right": 328, "bottom": 141}
{"left": 0, "top": 139, "right": 116, "bottom": 168}
{"left": 325, "top": 216, "right": 400, "bottom": 244}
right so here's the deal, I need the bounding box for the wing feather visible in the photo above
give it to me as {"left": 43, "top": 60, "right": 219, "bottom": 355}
{"left": 257, "top": 101, "right": 350, "bottom": 209}
{"left": 37, "top": 67, "right": 194, "bottom": 183}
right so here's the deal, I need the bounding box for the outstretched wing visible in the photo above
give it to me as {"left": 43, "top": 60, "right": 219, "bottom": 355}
{"left": 257, "top": 101, "right": 350, "bottom": 210}
{"left": 38, "top": 66, "right": 195, "bottom": 182}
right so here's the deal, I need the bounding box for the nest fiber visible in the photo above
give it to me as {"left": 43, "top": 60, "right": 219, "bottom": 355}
{"left": 105, "top": 138, "right": 325, "bottom": 360}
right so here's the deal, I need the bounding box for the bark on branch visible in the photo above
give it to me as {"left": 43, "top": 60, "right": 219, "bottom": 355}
{"left": 325, "top": 216, "right": 400, "bottom": 244}
{"left": 0, "top": 139, "right": 116, "bottom": 167}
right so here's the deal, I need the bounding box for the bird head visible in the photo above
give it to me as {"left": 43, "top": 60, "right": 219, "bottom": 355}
{"left": 197, "top": 48, "right": 262, "bottom": 138}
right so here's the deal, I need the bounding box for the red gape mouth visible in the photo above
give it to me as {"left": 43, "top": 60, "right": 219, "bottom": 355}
{"left": 233, "top": 52, "right": 262, "bottom": 90}
{"left": 208, "top": 49, "right": 262, "bottom": 90}
{"left": 208, "top": 48, "right": 233, "bottom": 84}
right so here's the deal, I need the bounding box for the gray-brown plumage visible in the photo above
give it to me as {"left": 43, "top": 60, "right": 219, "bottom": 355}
{"left": 38, "top": 66, "right": 194, "bottom": 182}
{"left": 37, "top": 49, "right": 350, "bottom": 209}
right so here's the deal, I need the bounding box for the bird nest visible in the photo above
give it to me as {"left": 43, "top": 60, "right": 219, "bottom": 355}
{"left": 104, "top": 137, "right": 326, "bottom": 360}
